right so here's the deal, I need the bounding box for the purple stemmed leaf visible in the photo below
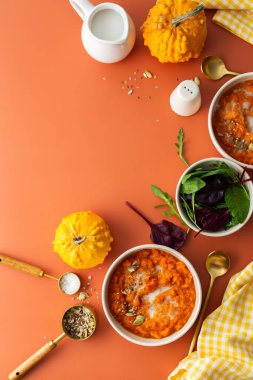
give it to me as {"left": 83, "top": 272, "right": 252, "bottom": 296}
{"left": 150, "top": 220, "right": 187, "bottom": 249}
{"left": 195, "top": 176, "right": 227, "bottom": 205}
{"left": 126, "top": 201, "right": 187, "bottom": 250}
{"left": 195, "top": 207, "right": 231, "bottom": 236}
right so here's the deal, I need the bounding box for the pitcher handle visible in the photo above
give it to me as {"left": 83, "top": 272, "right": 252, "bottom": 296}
{"left": 69, "top": 0, "right": 94, "bottom": 21}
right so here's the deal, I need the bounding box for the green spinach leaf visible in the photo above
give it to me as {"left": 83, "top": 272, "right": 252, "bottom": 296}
{"left": 224, "top": 186, "right": 250, "bottom": 223}
{"left": 181, "top": 177, "right": 206, "bottom": 194}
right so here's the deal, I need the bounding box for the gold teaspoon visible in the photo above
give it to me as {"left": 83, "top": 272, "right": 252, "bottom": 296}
{"left": 201, "top": 56, "right": 240, "bottom": 80}
{"left": 188, "top": 251, "right": 230, "bottom": 355}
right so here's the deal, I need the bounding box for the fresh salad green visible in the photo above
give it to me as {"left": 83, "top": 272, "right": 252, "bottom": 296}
{"left": 180, "top": 162, "right": 250, "bottom": 233}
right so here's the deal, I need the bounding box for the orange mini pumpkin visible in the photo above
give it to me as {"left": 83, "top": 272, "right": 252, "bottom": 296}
{"left": 53, "top": 211, "right": 113, "bottom": 269}
{"left": 142, "top": 0, "right": 207, "bottom": 63}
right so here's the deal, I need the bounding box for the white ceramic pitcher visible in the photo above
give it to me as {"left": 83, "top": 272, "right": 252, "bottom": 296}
{"left": 69, "top": 0, "right": 136, "bottom": 63}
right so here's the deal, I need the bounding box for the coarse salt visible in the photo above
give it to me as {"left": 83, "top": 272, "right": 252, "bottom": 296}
{"left": 59, "top": 273, "right": 81, "bottom": 295}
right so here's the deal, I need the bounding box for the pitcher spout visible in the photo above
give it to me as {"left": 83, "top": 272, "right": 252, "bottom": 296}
{"left": 69, "top": 0, "right": 94, "bottom": 21}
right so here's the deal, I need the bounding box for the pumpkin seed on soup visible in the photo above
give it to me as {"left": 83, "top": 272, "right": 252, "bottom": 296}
{"left": 133, "top": 315, "right": 145, "bottom": 326}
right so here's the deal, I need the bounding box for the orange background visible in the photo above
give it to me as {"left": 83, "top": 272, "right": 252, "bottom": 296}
{"left": 0, "top": 1, "right": 253, "bottom": 379}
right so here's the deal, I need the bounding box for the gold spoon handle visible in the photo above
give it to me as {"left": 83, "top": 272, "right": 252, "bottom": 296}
{"left": 226, "top": 70, "right": 240, "bottom": 76}
{"left": 188, "top": 276, "right": 214, "bottom": 355}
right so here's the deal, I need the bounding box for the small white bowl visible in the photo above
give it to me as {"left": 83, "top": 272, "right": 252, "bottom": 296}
{"left": 208, "top": 72, "right": 253, "bottom": 169}
{"left": 176, "top": 157, "right": 253, "bottom": 237}
{"left": 102, "top": 244, "right": 202, "bottom": 346}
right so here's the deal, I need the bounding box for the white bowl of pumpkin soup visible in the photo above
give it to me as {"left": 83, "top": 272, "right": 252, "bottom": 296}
{"left": 209, "top": 72, "right": 253, "bottom": 168}
{"left": 102, "top": 244, "right": 201, "bottom": 346}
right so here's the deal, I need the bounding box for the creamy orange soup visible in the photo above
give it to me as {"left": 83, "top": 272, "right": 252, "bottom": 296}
{"left": 213, "top": 80, "right": 253, "bottom": 165}
{"left": 108, "top": 249, "right": 196, "bottom": 339}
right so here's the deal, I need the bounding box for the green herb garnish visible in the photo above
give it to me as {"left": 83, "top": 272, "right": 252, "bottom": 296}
{"left": 151, "top": 185, "right": 185, "bottom": 225}
{"left": 175, "top": 128, "right": 189, "bottom": 167}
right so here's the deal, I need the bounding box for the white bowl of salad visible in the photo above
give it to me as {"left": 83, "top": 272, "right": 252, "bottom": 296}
{"left": 175, "top": 157, "right": 253, "bottom": 237}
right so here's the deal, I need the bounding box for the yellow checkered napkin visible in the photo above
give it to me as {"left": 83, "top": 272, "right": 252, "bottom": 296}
{"left": 199, "top": 0, "right": 253, "bottom": 45}
{"left": 168, "top": 262, "right": 253, "bottom": 380}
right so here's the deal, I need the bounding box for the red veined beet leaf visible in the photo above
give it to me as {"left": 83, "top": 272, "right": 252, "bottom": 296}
{"left": 125, "top": 201, "right": 187, "bottom": 250}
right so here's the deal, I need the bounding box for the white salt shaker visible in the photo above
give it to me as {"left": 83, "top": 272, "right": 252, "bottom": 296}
{"left": 170, "top": 80, "right": 201, "bottom": 116}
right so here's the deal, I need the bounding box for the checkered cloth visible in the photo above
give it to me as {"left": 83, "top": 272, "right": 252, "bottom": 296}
{"left": 168, "top": 262, "right": 253, "bottom": 380}
{"left": 200, "top": 0, "right": 253, "bottom": 45}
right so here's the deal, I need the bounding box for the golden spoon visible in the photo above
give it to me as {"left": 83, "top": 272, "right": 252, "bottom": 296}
{"left": 201, "top": 56, "right": 240, "bottom": 80}
{"left": 188, "top": 251, "right": 230, "bottom": 354}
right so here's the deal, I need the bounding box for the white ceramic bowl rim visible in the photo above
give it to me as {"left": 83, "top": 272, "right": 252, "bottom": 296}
{"left": 208, "top": 72, "right": 253, "bottom": 169}
{"left": 175, "top": 157, "right": 253, "bottom": 237}
{"left": 102, "top": 244, "right": 202, "bottom": 346}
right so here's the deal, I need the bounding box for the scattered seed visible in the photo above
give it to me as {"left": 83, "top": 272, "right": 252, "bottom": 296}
{"left": 128, "top": 90, "right": 134, "bottom": 95}
{"left": 156, "top": 119, "right": 159, "bottom": 122}
{"left": 143, "top": 70, "right": 153, "bottom": 79}
{"left": 102, "top": 77, "right": 106, "bottom": 80}
{"left": 128, "top": 263, "right": 139, "bottom": 272}
{"left": 155, "top": 86, "right": 158, "bottom": 89}
{"left": 126, "top": 312, "right": 135, "bottom": 317}
{"left": 87, "top": 275, "right": 92, "bottom": 280}
{"left": 77, "top": 292, "right": 90, "bottom": 301}
{"left": 194, "top": 76, "right": 201, "bottom": 86}
{"left": 248, "top": 143, "right": 253, "bottom": 150}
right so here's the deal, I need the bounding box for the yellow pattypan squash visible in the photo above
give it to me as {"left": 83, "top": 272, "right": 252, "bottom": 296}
{"left": 142, "top": 0, "right": 207, "bottom": 63}
{"left": 53, "top": 211, "right": 113, "bottom": 269}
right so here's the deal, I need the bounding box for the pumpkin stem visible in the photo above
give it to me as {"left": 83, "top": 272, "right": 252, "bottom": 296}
{"left": 73, "top": 236, "right": 86, "bottom": 245}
